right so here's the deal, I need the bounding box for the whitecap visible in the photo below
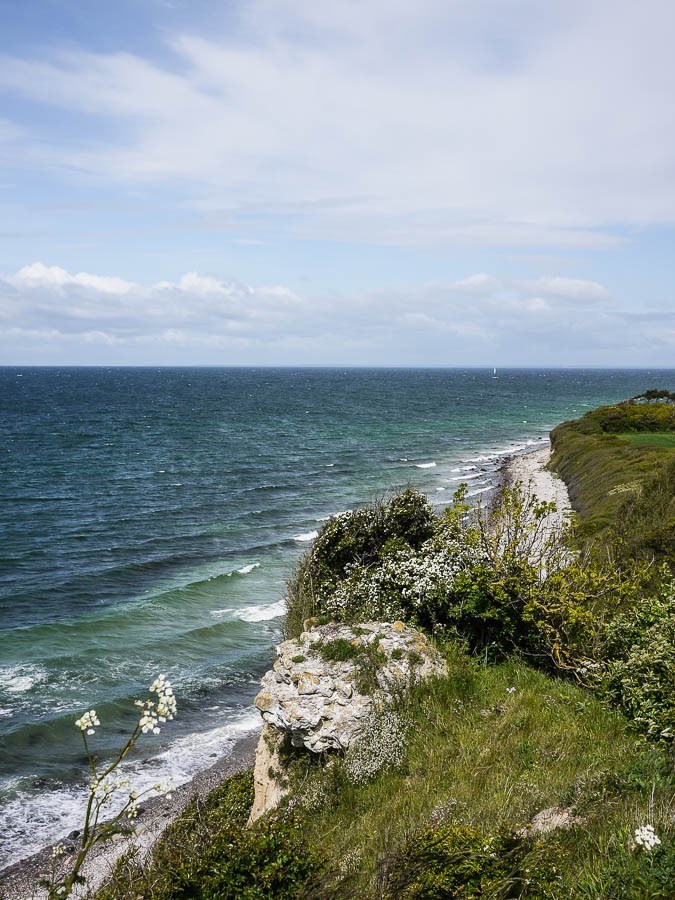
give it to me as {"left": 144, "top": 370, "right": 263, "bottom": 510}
{"left": 294, "top": 530, "right": 318, "bottom": 542}
{"left": 0, "top": 664, "right": 47, "bottom": 695}
{"left": 236, "top": 563, "right": 260, "bottom": 575}
{"left": 237, "top": 600, "right": 286, "bottom": 623}
{"left": 415, "top": 462, "right": 436, "bottom": 469}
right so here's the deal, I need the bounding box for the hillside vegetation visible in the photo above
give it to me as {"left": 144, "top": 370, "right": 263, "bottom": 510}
{"left": 98, "top": 399, "right": 674, "bottom": 899}
{"left": 550, "top": 398, "right": 675, "bottom": 563}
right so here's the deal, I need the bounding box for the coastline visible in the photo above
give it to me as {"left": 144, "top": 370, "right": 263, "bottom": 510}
{"left": 0, "top": 730, "right": 260, "bottom": 900}
{"left": 1, "top": 444, "right": 572, "bottom": 900}
{"left": 498, "top": 440, "right": 572, "bottom": 533}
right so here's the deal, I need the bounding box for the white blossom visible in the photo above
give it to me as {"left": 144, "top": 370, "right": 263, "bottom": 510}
{"left": 137, "top": 674, "right": 177, "bottom": 734}
{"left": 634, "top": 824, "right": 661, "bottom": 851}
{"left": 74, "top": 710, "right": 100, "bottom": 735}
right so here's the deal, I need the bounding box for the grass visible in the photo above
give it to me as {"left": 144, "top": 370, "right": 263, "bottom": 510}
{"left": 298, "top": 645, "right": 674, "bottom": 896}
{"left": 98, "top": 644, "right": 674, "bottom": 898}
{"left": 550, "top": 403, "right": 675, "bottom": 563}
{"left": 617, "top": 432, "right": 675, "bottom": 449}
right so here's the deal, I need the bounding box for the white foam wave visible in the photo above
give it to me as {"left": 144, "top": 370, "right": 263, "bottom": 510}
{"left": 294, "top": 530, "right": 318, "bottom": 542}
{"left": 237, "top": 600, "right": 286, "bottom": 623}
{"left": 236, "top": 563, "right": 260, "bottom": 575}
{"left": 449, "top": 472, "right": 483, "bottom": 481}
{"left": 415, "top": 462, "right": 436, "bottom": 469}
{"left": 0, "top": 664, "right": 47, "bottom": 695}
{"left": 0, "top": 709, "right": 261, "bottom": 871}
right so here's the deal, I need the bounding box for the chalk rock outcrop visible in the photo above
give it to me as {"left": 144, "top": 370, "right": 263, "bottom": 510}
{"left": 254, "top": 620, "right": 446, "bottom": 755}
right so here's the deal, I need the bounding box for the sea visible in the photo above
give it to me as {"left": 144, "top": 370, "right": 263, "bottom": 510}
{"left": 1, "top": 367, "right": 673, "bottom": 869}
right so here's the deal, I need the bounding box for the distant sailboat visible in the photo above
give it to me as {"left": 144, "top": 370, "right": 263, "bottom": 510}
{"left": 492, "top": 367, "right": 498, "bottom": 378}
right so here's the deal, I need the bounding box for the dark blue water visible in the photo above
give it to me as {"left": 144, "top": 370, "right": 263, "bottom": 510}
{"left": 1, "top": 367, "right": 673, "bottom": 866}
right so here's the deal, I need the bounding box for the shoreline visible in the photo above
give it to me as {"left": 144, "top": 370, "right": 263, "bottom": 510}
{"left": 1, "top": 444, "right": 571, "bottom": 900}
{"left": 499, "top": 441, "right": 572, "bottom": 532}
{"left": 0, "top": 730, "right": 260, "bottom": 900}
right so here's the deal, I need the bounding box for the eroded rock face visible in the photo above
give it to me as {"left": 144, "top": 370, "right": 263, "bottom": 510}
{"left": 253, "top": 620, "right": 446, "bottom": 754}
{"left": 248, "top": 723, "right": 288, "bottom": 825}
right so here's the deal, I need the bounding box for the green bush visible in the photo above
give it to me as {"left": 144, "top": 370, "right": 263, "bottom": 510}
{"left": 285, "top": 489, "right": 434, "bottom": 637}
{"left": 383, "top": 823, "right": 562, "bottom": 898}
{"left": 98, "top": 771, "right": 320, "bottom": 899}
{"left": 600, "top": 569, "right": 675, "bottom": 743}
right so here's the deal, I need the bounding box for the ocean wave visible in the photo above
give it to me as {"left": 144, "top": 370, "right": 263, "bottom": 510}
{"left": 0, "top": 664, "right": 47, "bottom": 695}
{"left": 238, "top": 600, "right": 286, "bottom": 623}
{"left": 293, "top": 530, "right": 318, "bottom": 542}
{"left": 235, "top": 563, "right": 260, "bottom": 575}
{"left": 415, "top": 462, "right": 436, "bottom": 469}
{"left": 0, "top": 708, "right": 261, "bottom": 871}
{"left": 210, "top": 599, "right": 286, "bottom": 623}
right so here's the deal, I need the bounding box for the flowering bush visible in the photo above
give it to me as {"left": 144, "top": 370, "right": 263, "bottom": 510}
{"left": 344, "top": 709, "right": 408, "bottom": 784}
{"left": 284, "top": 489, "right": 435, "bottom": 637}
{"left": 45, "top": 676, "right": 177, "bottom": 899}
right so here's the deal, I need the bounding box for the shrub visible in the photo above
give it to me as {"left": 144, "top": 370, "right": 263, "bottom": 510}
{"left": 285, "top": 490, "right": 434, "bottom": 637}
{"left": 98, "top": 771, "right": 320, "bottom": 899}
{"left": 344, "top": 708, "right": 408, "bottom": 784}
{"left": 383, "top": 823, "right": 562, "bottom": 898}
{"left": 600, "top": 568, "right": 675, "bottom": 742}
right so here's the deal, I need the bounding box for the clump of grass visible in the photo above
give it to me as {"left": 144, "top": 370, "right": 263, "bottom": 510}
{"left": 317, "top": 638, "right": 359, "bottom": 663}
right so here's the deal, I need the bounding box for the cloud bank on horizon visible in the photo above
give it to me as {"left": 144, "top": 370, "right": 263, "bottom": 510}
{"left": 0, "top": 0, "right": 673, "bottom": 364}
{"left": 2, "top": 261, "right": 670, "bottom": 367}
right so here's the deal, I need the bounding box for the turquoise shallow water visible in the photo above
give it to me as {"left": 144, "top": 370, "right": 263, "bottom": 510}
{"left": 1, "top": 366, "right": 673, "bottom": 867}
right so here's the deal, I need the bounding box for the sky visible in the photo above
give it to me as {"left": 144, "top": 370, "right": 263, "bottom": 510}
{"left": 0, "top": 0, "right": 673, "bottom": 366}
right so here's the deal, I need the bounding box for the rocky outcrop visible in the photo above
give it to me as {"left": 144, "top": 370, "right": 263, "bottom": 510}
{"left": 249, "top": 620, "right": 446, "bottom": 821}
{"left": 517, "top": 807, "right": 585, "bottom": 837}
{"left": 254, "top": 620, "right": 445, "bottom": 753}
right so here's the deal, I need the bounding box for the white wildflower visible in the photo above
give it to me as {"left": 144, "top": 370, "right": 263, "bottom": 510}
{"left": 74, "top": 709, "right": 100, "bottom": 735}
{"left": 52, "top": 844, "right": 66, "bottom": 858}
{"left": 507, "top": 687, "right": 516, "bottom": 694}
{"left": 137, "top": 675, "right": 177, "bottom": 734}
{"left": 634, "top": 824, "right": 661, "bottom": 851}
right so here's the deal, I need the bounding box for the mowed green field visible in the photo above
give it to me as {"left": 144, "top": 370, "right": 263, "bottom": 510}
{"left": 617, "top": 432, "right": 675, "bottom": 448}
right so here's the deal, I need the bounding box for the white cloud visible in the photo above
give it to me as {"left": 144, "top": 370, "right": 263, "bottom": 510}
{"left": 1, "top": 1, "right": 674, "bottom": 247}
{"left": 11, "top": 263, "right": 137, "bottom": 295}
{"left": 0, "top": 261, "right": 670, "bottom": 365}
{"left": 525, "top": 277, "right": 611, "bottom": 303}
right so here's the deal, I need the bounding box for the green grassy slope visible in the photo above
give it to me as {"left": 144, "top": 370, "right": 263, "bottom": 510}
{"left": 99, "top": 647, "right": 674, "bottom": 899}
{"left": 550, "top": 402, "right": 675, "bottom": 562}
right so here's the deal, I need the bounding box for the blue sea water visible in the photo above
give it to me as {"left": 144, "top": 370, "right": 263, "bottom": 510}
{"left": 1, "top": 366, "right": 673, "bottom": 867}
